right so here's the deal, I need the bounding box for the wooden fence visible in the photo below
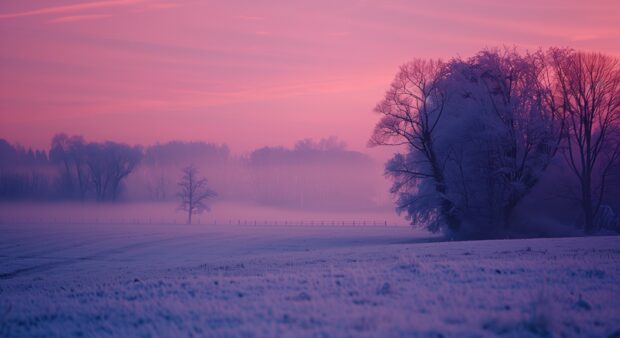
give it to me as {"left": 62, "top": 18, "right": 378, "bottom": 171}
{"left": 0, "top": 217, "right": 408, "bottom": 228}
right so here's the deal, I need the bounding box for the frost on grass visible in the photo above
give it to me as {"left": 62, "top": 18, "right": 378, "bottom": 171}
{"left": 0, "top": 223, "right": 619, "bottom": 337}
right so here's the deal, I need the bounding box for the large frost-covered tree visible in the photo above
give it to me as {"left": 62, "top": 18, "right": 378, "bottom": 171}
{"left": 372, "top": 49, "right": 564, "bottom": 238}
{"left": 438, "top": 49, "right": 564, "bottom": 234}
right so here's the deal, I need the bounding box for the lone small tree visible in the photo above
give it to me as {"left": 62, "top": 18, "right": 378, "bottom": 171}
{"left": 177, "top": 165, "right": 216, "bottom": 224}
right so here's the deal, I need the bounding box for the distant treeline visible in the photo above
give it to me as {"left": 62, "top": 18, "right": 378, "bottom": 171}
{"left": 0, "top": 136, "right": 386, "bottom": 212}
{"left": 0, "top": 135, "right": 142, "bottom": 201}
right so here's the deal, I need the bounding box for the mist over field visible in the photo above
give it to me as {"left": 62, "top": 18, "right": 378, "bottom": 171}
{"left": 0, "top": 201, "right": 405, "bottom": 227}
{"left": 0, "top": 136, "right": 401, "bottom": 224}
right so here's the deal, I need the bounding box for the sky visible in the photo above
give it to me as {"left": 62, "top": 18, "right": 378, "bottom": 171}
{"left": 1, "top": 0, "right": 619, "bottom": 155}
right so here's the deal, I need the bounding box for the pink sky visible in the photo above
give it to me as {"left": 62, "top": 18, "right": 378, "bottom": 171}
{"left": 1, "top": 0, "right": 619, "bottom": 154}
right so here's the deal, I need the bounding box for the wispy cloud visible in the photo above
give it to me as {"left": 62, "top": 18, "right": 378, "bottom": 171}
{"left": 147, "top": 3, "right": 178, "bottom": 10}
{"left": 49, "top": 13, "right": 112, "bottom": 24}
{"left": 327, "top": 32, "right": 350, "bottom": 38}
{"left": 387, "top": 3, "right": 619, "bottom": 43}
{"left": 0, "top": 0, "right": 145, "bottom": 19}
{"left": 233, "top": 15, "right": 264, "bottom": 21}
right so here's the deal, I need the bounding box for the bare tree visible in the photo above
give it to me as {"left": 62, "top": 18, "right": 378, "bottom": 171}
{"left": 147, "top": 171, "right": 169, "bottom": 201}
{"left": 106, "top": 143, "right": 142, "bottom": 200}
{"left": 69, "top": 138, "right": 89, "bottom": 201}
{"left": 85, "top": 142, "right": 142, "bottom": 201}
{"left": 550, "top": 50, "right": 620, "bottom": 232}
{"left": 370, "top": 59, "right": 461, "bottom": 232}
{"left": 50, "top": 134, "right": 88, "bottom": 199}
{"left": 177, "top": 165, "right": 216, "bottom": 224}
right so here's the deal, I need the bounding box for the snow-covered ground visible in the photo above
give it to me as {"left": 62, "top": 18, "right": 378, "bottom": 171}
{"left": 1, "top": 223, "right": 619, "bottom": 337}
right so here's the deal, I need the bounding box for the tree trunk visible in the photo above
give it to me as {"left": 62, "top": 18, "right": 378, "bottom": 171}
{"left": 428, "top": 142, "right": 460, "bottom": 232}
{"left": 503, "top": 203, "right": 515, "bottom": 230}
{"left": 74, "top": 162, "right": 85, "bottom": 201}
{"left": 582, "top": 185, "right": 594, "bottom": 233}
{"left": 432, "top": 165, "right": 460, "bottom": 232}
{"left": 441, "top": 199, "right": 461, "bottom": 232}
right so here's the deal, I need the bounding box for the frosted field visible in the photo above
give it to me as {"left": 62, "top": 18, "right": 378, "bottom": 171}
{"left": 1, "top": 223, "right": 619, "bottom": 337}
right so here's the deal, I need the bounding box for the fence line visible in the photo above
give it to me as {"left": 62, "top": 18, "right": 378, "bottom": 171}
{"left": 0, "top": 217, "right": 408, "bottom": 228}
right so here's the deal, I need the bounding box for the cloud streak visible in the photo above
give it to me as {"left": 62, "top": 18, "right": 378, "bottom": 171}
{"left": 0, "top": 0, "right": 145, "bottom": 19}
{"left": 49, "top": 14, "right": 113, "bottom": 24}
